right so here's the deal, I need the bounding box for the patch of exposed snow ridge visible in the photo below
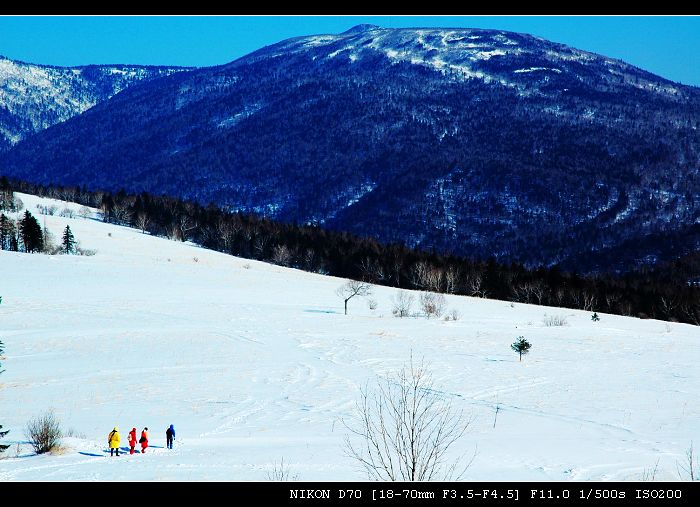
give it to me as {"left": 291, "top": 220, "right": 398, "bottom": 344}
{"left": 514, "top": 67, "right": 562, "bottom": 74}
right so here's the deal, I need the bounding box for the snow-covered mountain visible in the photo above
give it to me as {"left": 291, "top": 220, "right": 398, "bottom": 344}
{"left": 0, "top": 55, "right": 187, "bottom": 150}
{"left": 0, "top": 191, "right": 698, "bottom": 480}
{"left": 252, "top": 24, "right": 685, "bottom": 98}
{"left": 3, "top": 26, "right": 700, "bottom": 272}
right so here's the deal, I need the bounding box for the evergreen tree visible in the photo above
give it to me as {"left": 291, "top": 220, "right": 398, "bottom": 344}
{"left": 511, "top": 336, "right": 532, "bottom": 362}
{"left": 61, "top": 225, "right": 76, "bottom": 254}
{"left": 0, "top": 214, "right": 17, "bottom": 251}
{"left": 0, "top": 339, "right": 8, "bottom": 452}
{"left": 18, "top": 211, "right": 43, "bottom": 253}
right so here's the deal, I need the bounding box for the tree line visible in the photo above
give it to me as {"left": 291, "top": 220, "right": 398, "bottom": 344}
{"left": 3, "top": 175, "right": 700, "bottom": 325}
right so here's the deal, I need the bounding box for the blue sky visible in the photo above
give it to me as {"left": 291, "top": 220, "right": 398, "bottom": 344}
{"left": 1, "top": 16, "right": 699, "bottom": 86}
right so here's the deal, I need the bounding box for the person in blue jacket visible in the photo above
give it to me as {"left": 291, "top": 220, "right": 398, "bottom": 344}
{"left": 166, "top": 424, "right": 175, "bottom": 449}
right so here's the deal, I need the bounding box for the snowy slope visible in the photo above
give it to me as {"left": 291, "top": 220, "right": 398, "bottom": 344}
{"left": 0, "top": 193, "right": 698, "bottom": 481}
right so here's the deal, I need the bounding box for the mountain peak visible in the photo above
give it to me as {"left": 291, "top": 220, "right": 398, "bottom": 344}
{"left": 342, "top": 24, "right": 380, "bottom": 34}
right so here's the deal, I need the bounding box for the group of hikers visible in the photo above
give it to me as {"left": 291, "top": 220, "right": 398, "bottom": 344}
{"left": 107, "top": 425, "right": 175, "bottom": 456}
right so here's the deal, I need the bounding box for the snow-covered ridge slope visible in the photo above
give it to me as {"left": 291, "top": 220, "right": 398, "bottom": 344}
{"left": 0, "top": 56, "right": 187, "bottom": 150}
{"left": 239, "top": 25, "right": 686, "bottom": 97}
{"left": 0, "top": 192, "right": 698, "bottom": 481}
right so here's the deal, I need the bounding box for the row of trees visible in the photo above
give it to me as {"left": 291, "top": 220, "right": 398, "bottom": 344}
{"left": 4, "top": 176, "right": 700, "bottom": 324}
{"left": 1, "top": 185, "right": 78, "bottom": 255}
{"left": 0, "top": 210, "right": 77, "bottom": 255}
{"left": 0, "top": 211, "right": 43, "bottom": 253}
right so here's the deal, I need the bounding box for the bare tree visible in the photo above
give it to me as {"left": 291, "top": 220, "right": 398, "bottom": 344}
{"left": 112, "top": 202, "right": 133, "bottom": 225}
{"left": 59, "top": 207, "right": 75, "bottom": 218}
{"left": 359, "top": 257, "right": 385, "bottom": 284}
{"left": 554, "top": 288, "right": 567, "bottom": 307}
{"left": 78, "top": 206, "right": 92, "bottom": 220}
{"left": 135, "top": 212, "right": 151, "bottom": 234}
{"left": 410, "top": 262, "right": 443, "bottom": 292}
{"left": 391, "top": 290, "right": 415, "bottom": 318}
{"left": 178, "top": 214, "right": 198, "bottom": 242}
{"left": 604, "top": 293, "right": 620, "bottom": 311}
{"left": 531, "top": 282, "right": 547, "bottom": 305}
{"left": 409, "top": 261, "right": 430, "bottom": 289}
{"left": 254, "top": 234, "right": 270, "bottom": 258}
{"left": 390, "top": 254, "right": 404, "bottom": 286}
{"left": 216, "top": 218, "right": 237, "bottom": 253}
{"left": 466, "top": 271, "right": 488, "bottom": 298}
{"left": 660, "top": 296, "right": 679, "bottom": 317}
{"left": 513, "top": 282, "right": 546, "bottom": 305}
{"left": 59, "top": 187, "right": 77, "bottom": 202}
{"left": 90, "top": 191, "right": 104, "bottom": 208}
{"left": 272, "top": 244, "right": 293, "bottom": 266}
{"left": 444, "top": 267, "right": 460, "bottom": 294}
{"left": 336, "top": 280, "right": 373, "bottom": 315}
{"left": 302, "top": 248, "right": 316, "bottom": 270}
{"left": 166, "top": 223, "right": 182, "bottom": 241}
{"left": 344, "top": 356, "right": 473, "bottom": 481}
{"left": 582, "top": 291, "right": 597, "bottom": 312}
{"left": 420, "top": 292, "right": 446, "bottom": 319}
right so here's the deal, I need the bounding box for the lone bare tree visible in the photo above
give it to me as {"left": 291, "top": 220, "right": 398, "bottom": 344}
{"left": 391, "top": 290, "right": 415, "bottom": 318}
{"left": 420, "top": 292, "right": 447, "bottom": 319}
{"left": 135, "top": 212, "right": 151, "bottom": 234}
{"left": 344, "top": 357, "right": 473, "bottom": 481}
{"left": 336, "top": 280, "right": 373, "bottom": 315}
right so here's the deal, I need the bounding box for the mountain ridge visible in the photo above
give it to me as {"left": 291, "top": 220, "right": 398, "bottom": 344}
{"left": 0, "top": 55, "right": 189, "bottom": 150}
{"left": 2, "top": 26, "right": 699, "bottom": 273}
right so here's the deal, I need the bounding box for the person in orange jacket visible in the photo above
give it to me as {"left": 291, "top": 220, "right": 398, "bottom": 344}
{"left": 139, "top": 427, "right": 149, "bottom": 453}
{"left": 127, "top": 428, "right": 137, "bottom": 455}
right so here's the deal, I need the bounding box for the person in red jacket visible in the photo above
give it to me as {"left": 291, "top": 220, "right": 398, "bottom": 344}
{"left": 139, "top": 427, "right": 149, "bottom": 454}
{"left": 128, "top": 428, "right": 137, "bottom": 455}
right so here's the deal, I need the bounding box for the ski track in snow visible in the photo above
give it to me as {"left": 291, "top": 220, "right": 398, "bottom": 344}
{"left": 0, "top": 192, "right": 699, "bottom": 481}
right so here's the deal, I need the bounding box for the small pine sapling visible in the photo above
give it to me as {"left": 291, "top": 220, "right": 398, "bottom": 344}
{"left": 511, "top": 336, "right": 532, "bottom": 362}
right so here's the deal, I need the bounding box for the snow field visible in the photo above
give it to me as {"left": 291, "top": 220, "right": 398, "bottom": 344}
{"left": 0, "top": 193, "right": 698, "bottom": 481}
